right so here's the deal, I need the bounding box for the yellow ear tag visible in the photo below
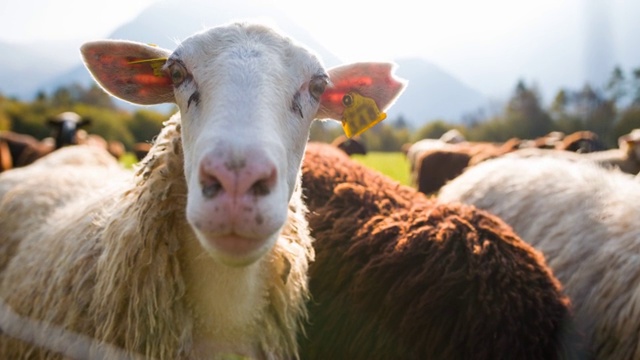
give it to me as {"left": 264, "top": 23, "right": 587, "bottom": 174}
{"left": 128, "top": 58, "right": 168, "bottom": 77}
{"left": 340, "top": 92, "right": 387, "bottom": 138}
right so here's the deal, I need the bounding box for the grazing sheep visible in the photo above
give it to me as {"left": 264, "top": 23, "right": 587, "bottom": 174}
{"left": 330, "top": 135, "right": 367, "bottom": 155}
{"left": 524, "top": 131, "right": 566, "bottom": 149}
{"left": 413, "top": 138, "right": 521, "bottom": 195}
{"left": 133, "top": 142, "right": 153, "bottom": 161}
{"left": 76, "top": 130, "right": 126, "bottom": 160}
{"left": 0, "top": 140, "right": 10, "bottom": 171}
{"left": 0, "top": 112, "right": 90, "bottom": 172}
{"left": 0, "top": 130, "right": 54, "bottom": 171}
{"left": 403, "top": 129, "right": 466, "bottom": 170}
{"left": 557, "top": 130, "right": 605, "bottom": 153}
{"left": 439, "top": 155, "right": 640, "bottom": 359}
{"left": 503, "top": 135, "right": 640, "bottom": 176}
{"left": 299, "top": 142, "right": 586, "bottom": 359}
{"left": 0, "top": 22, "right": 405, "bottom": 359}
{"left": 47, "top": 111, "right": 91, "bottom": 149}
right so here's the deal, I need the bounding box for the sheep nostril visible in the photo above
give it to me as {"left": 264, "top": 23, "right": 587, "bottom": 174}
{"left": 251, "top": 179, "right": 271, "bottom": 196}
{"left": 201, "top": 177, "right": 223, "bottom": 198}
{"left": 249, "top": 168, "right": 277, "bottom": 196}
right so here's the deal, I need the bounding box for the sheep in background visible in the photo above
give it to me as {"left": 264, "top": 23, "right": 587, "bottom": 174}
{"left": 557, "top": 130, "right": 605, "bottom": 153}
{"left": 46, "top": 111, "right": 91, "bottom": 149}
{"left": 0, "top": 131, "right": 54, "bottom": 172}
{"left": 506, "top": 129, "right": 640, "bottom": 175}
{"left": 0, "top": 139, "right": 11, "bottom": 171}
{"left": 330, "top": 135, "right": 367, "bottom": 156}
{"left": 439, "top": 155, "right": 640, "bottom": 359}
{"left": 133, "top": 142, "right": 153, "bottom": 161}
{"left": 76, "top": 130, "right": 127, "bottom": 160}
{"left": 404, "top": 129, "right": 467, "bottom": 187}
{"left": 299, "top": 142, "right": 586, "bottom": 359}
{"left": 0, "top": 22, "right": 405, "bottom": 359}
{"left": 0, "top": 111, "right": 91, "bottom": 172}
{"left": 413, "top": 138, "right": 521, "bottom": 195}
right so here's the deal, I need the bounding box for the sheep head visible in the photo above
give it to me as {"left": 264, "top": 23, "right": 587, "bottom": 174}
{"left": 80, "top": 22, "right": 406, "bottom": 267}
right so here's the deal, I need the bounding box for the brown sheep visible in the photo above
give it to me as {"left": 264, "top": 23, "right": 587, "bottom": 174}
{"left": 556, "top": 130, "right": 605, "bottom": 153}
{"left": 503, "top": 130, "right": 640, "bottom": 176}
{"left": 299, "top": 142, "right": 587, "bottom": 359}
{"left": 0, "top": 131, "right": 54, "bottom": 171}
{"left": 330, "top": 135, "right": 367, "bottom": 156}
{"left": 0, "top": 111, "right": 92, "bottom": 172}
{"left": 413, "top": 138, "right": 521, "bottom": 195}
{"left": 133, "top": 142, "right": 153, "bottom": 162}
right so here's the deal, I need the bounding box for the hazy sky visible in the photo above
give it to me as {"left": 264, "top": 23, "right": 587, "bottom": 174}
{"left": 1, "top": 0, "right": 637, "bottom": 99}
{"left": 1, "top": 0, "right": 578, "bottom": 57}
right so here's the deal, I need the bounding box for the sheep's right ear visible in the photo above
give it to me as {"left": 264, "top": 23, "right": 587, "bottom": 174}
{"left": 81, "top": 40, "right": 174, "bottom": 105}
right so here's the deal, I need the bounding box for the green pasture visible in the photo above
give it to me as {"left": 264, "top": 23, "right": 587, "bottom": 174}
{"left": 351, "top": 152, "right": 411, "bottom": 186}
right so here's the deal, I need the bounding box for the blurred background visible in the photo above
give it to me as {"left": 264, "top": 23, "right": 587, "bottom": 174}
{"left": 0, "top": 0, "right": 639, "bottom": 180}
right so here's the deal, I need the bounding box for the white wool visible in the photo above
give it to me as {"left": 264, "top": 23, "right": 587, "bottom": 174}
{"left": 438, "top": 155, "right": 640, "bottom": 359}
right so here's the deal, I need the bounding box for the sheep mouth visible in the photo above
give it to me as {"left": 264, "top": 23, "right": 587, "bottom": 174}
{"left": 197, "top": 231, "right": 275, "bottom": 267}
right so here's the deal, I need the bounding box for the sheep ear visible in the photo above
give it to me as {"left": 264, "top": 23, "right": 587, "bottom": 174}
{"left": 81, "top": 40, "right": 174, "bottom": 105}
{"left": 316, "top": 62, "right": 407, "bottom": 137}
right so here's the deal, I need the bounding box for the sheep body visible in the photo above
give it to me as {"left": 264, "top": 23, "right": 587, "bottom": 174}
{"left": 299, "top": 142, "right": 586, "bottom": 359}
{"left": 0, "top": 117, "right": 313, "bottom": 359}
{"left": 413, "top": 138, "right": 520, "bottom": 195}
{"left": 0, "top": 131, "right": 53, "bottom": 171}
{"left": 0, "top": 22, "right": 405, "bottom": 359}
{"left": 439, "top": 155, "right": 640, "bottom": 359}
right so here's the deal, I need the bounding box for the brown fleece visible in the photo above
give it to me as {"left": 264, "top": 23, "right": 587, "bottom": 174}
{"left": 299, "top": 142, "right": 588, "bottom": 360}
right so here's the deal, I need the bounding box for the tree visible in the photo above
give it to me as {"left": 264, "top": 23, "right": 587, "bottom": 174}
{"left": 632, "top": 68, "right": 640, "bottom": 106}
{"left": 605, "top": 66, "right": 626, "bottom": 104}
{"left": 308, "top": 121, "right": 343, "bottom": 143}
{"left": 550, "top": 89, "right": 582, "bottom": 134}
{"left": 503, "top": 80, "right": 553, "bottom": 139}
{"left": 129, "top": 109, "right": 167, "bottom": 143}
{"left": 79, "top": 84, "right": 116, "bottom": 109}
{"left": 412, "top": 120, "right": 459, "bottom": 142}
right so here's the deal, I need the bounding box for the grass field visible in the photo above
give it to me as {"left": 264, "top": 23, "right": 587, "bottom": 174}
{"left": 351, "top": 152, "right": 411, "bottom": 186}
{"left": 120, "top": 150, "right": 413, "bottom": 186}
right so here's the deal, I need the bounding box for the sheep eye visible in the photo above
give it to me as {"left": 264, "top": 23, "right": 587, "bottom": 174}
{"left": 309, "top": 76, "right": 328, "bottom": 100}
{"left": 342, "top": 94, "right": 353, "bottom": 107}
{"left": 168, "top": 63, "right": 187, "bottom": 86}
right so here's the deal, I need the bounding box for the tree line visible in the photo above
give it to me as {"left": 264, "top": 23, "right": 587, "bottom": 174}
{"left": 0, "top": 84, "right": 172, "bottom": 150}
{"left": 2, "top": 65, "right": 640, "bottom": 152}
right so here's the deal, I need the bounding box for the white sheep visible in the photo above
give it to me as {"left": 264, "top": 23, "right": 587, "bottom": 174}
{"left": 0, "top": 21, "right": 405, "bottom": 359}
{"left": 504, "top": 129, "right": 640, "bottom": 176}
{"left": 438, "top": 155, "right": 640, "bottom": 359}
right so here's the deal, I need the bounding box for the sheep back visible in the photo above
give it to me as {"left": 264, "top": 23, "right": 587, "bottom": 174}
{"left": 439, "top": 155, "right": 640, "bottom": 359}
{"left": 0, "top": 118, "right": 313, "bottom": 359}
{"left": 300, "top": 143, "right": 585, "bottom": 359}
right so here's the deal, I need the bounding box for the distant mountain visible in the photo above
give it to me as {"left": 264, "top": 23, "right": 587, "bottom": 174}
{"left": 0, "top": 42, "right": 75, "bottom": 98}
{"left": 23, "top": 0, "right": 345, "bottom": 110}
{"left": 387, "top": 58, "right": 489, "bottom": 126}
{"left": 0, "top": 0, "right": 491, "bottom": 127}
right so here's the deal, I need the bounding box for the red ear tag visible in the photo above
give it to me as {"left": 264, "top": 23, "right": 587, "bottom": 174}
{"left": 340, "top": 92, "right": 387, "bottom": 138}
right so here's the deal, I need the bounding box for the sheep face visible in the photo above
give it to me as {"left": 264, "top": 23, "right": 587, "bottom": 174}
{"left": 173, "top": 25, "right": 327, "bottom": 266}
{"left": 81, "top": 22, "right": 406, "bottom": 267}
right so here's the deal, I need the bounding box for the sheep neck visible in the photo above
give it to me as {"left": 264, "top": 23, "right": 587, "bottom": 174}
{"left": 178, "top": 233, "right": 270, "bottom": 359}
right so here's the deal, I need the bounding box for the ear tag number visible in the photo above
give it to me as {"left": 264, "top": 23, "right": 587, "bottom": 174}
{"left": 128, "top": 58, "right": 168, "bottom": 77}
{"left": 340, "top": 92, "right": 387, "bottom": 138}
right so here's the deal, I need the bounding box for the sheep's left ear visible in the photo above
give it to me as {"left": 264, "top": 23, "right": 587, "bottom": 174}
{"left": 317, "top": 62, "right": 407, "bottom": 137}
{"left": 81, "top": 40, "right": 174, "bottom": 105}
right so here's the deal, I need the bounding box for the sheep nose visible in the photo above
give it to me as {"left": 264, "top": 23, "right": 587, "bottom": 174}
{"left": 199, "top": 155, "right": 277, "bottom": 199}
